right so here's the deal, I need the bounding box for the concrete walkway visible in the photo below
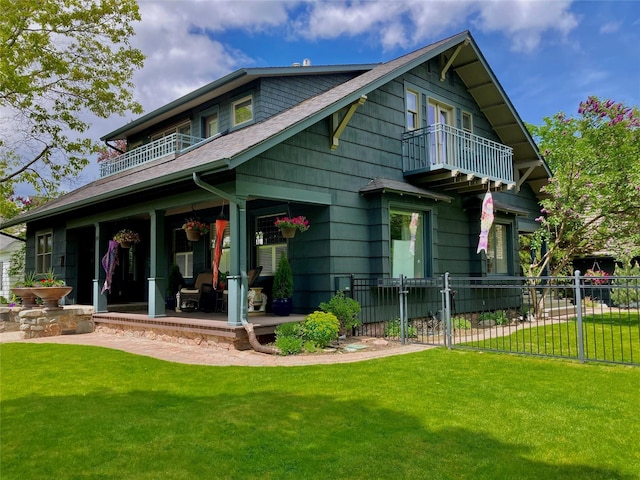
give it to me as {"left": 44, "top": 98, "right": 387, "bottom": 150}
{"left": 0, "top": 331, "right": 433, "bottom": 367}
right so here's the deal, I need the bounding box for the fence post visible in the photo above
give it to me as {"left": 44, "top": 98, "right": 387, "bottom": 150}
{"left": 398, "top": 274, "right": 405, "bottom": 345}
{"left": 443, "top": 272, "right": 452, "bottom": 349}
{"left": 574, "top": 270, "right": 585, "bottom": 364}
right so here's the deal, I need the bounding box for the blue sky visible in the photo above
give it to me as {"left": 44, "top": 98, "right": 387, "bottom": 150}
{"left": 73, "top": 0, "right": 639, "bottom": 187}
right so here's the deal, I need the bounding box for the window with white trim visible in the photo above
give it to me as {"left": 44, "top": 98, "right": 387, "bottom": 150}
{"left": 205, "top": 112, "right": 218, "bottom": 137}
{"left": 487, "top": 223, "right": 510, "bottom": 274}
{"left": 406, "top": 89, "right": 419, "bottom": 130}
{"left": 174, "top": 229, "right": 194, "bottom": 279}
{"left": 232, "top": 95, "right": 253, "bottom": 127}
{"left": 36, "top": 231, "right": 52, "bottom": 274}
{"left": 390, "top": 210, "right": 426, "bottom": 278}
{"left": 428, "top": 99, "right": 454, "bottom": 165}
{"left": 256, "top": 214, "right": 286, "bottom": 276}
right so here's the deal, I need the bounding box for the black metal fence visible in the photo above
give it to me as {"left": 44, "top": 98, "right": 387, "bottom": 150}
{"left": 349, "top": 273, "right": 640, "bottom": 366}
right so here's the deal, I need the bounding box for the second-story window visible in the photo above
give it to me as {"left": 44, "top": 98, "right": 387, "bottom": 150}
{"left": 205, "top": 113, "right": 218, "bottom": 137}
{"left": 406, "top": 89, "right": 419, "bottom": 130}
{"left": 232, "top": 95, "right": 253, "bottom": 127}
{"left": 150, "top": 121, "right": 191, "bottom": 141}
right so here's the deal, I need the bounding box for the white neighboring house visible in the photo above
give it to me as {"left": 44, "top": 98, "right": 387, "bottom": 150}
{"left": 0, "top": 233, "right": 24, "bottom": 302}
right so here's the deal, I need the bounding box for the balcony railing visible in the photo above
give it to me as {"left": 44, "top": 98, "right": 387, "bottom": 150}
{"left": 99, "top": 133, "right": 206, "bottom": 178}
{"left": 402, "top": 124, "right": 514, "bottom": 184}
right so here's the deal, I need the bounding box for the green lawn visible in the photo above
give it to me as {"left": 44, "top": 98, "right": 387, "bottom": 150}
{"left": 461, "top": 312, "right": 640, "bottom": 364}
{"left": 1, "top": 343, "right": 639, "bottom": 479}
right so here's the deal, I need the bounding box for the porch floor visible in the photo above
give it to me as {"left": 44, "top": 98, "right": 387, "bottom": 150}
{"left": 93, "top": 305, "right": 305, "bottom": 350}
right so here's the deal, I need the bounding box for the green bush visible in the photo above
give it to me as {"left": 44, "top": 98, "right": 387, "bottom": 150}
{"left": 274, "top": 322, "right": 304, "bottom": 356}
{"left": 611, "top": 259, "right": 640, "bottom": 307}
{"left": 274, "top": 335, "right": 304, "bottom": 355}
{"left": 302, "top": 311, "right": 340, "bottom": 348}
{"left": 452, "top": 316, "right": 472, "bottom": 330}
{"left": 319, "top": 291, "right": 361, "bottom": 331}
{"left": 384, "top": 317, "right": 417, "bottom": 338}
{"left": 479, "top": 310, "right": 509, "bottom": 325}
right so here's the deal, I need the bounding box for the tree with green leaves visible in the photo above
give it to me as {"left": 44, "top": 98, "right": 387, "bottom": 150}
{"left": 525, "top": 96, "right": 640, "bottom": 279}
{"left": 0, "top": 0, "right": 144, "bottom": 219}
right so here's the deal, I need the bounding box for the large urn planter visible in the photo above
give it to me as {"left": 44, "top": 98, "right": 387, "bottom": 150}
{"left": 271, "top": 297, "right": 292, "bottom": 317}
{"left": 31, "top": 286, "right": 73, "bottom": 309}
{"left": 10, "top": 287, "right": 38, "bottom": 309}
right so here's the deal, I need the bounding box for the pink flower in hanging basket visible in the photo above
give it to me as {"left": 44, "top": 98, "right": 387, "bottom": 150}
{"left": 274, "top": 216, "right": 310, "bottom": 232}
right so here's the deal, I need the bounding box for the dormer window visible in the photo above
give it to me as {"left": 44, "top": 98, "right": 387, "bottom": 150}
{"left": 406, "top": 89, "right": 419, "bottom": 130}
{"left": 232, "top": 95, "right": 253, "bottom": 127}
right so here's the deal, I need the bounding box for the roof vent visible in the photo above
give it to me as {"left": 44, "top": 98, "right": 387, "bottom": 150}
{"left": 292, "top": 62, "right": 301, "bottom": 67}
{"left": 302, "top": 58, "right": 311, "bottom": 66}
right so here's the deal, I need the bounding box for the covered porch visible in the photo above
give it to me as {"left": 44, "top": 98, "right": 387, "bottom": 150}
{"left": 93, "top": 307, "right": 305, "bottom": 351}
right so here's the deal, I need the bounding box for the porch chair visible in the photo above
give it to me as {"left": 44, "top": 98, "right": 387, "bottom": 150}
{"left": 216, "top": 266, "right": 263, "bottom": 313}
{"left": 177, "top": 271, "right": 217, "bottom": 312}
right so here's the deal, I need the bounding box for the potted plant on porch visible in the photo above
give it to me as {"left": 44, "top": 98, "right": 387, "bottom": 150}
{"left": 10, "top": 271, "right": 39, "bottom": 309}
{"left": 271, "top": 253, "right": 293, "bottom": 316}
{"left": 113, "top": 229, "right": 141, "bottom": 248}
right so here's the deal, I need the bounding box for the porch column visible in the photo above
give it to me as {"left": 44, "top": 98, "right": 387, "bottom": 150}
{"left": 148, "top": 210, "right": 167, "bottom": 318}
{"left": 227, "top": 197, "right": 247, "bottom": 326}
{"left": 92, "top": 223, "right": 108, "bottom": 313}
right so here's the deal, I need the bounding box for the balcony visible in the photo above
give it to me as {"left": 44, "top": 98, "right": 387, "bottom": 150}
{"left": 402, "top": 124, "right": 514, "bottom": 193}
{"left": 99, "top": 133, "right": 206, "bottom": 178}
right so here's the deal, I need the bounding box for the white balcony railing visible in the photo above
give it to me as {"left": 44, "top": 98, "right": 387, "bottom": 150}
{"left": 99, "top": 133, "right": 206, "bottom": 178}
{"left": 402, "top": 124, "right": 514, "bottom": 184}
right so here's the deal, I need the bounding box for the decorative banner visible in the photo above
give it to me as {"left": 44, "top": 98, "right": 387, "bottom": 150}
{"left": 101, "top": 240, "right": 119, "bottom": 294}
{"left": 409, "top": 212, "right": 420, "bottom": 255}
{"left": 477, "top": 191, "right": 494, "bottom": 254}
{"left": 212, "top": 217, "right": 228, "bottom": 287}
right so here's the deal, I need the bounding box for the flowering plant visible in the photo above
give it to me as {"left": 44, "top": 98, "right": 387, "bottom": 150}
{"left": 274, "top": 216, "right": 310, "bottom": 232}
{"left": 585, "top": 269, "right": 609, "bottom": 285}
{"left": 38, "top": 269, "right": 65, "bottom": 287}
{"left": 113, "top": 229, "right": 141, "bottom": 244}
{"left": 182, "top": 219, "right": 209, "bottom": 234}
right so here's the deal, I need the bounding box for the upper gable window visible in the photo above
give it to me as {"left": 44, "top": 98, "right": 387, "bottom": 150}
{"left": 462, "top": 111, "right": 473, "bottom": 133}
{"left": 406, "top": 89, "right": 419, "bottom": 130}
{"left": 205, "top": 113, "right": 219, "bottom": 137}
{"left": 232, "top": 96, "right": 253, "bottom": 127}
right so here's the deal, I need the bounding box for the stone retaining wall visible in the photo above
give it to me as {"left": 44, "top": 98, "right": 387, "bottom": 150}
{"left": 0, "top": 305, "right": 95, "bottom": 339}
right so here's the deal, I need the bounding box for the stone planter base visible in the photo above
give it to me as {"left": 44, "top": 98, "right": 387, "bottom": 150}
{"left": 18, "top": 305, "right": 95, "bottom": 339}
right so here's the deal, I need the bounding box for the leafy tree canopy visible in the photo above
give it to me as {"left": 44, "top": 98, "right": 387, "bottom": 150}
{"left": 526, "top": 97, "right": 640, "bottom": 277}
{"left": 0, "top": 0, "right": 144, "bottom": 219}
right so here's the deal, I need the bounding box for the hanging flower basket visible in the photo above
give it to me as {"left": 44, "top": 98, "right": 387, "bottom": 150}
{"left": 182, "top": 219, "right": 209, "bottom": 241}
{"left": 275, "top": 216, "right": 310, "bottom": 239}
{"left": 113, "top": 229, "right": 141, "bottom": 248}
{"left": 185, "top": 229, "right": 201, "bottom": 241}
{"left": 280, "top": 227, "right": 296, "bottom": 238}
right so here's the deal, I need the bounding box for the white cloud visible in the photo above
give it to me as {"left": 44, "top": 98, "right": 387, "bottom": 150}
{"left": 599, "top": 21, "right": 620, "bottom": 34}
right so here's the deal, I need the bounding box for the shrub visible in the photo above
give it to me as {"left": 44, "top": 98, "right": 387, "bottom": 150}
{"left": 479, "top": 310, "right": 509, "bottom": 325}
{"left": 275, "top": 335, "right": 304, "bottom": 355}
{"left": 384, "top": 317, "right": 417, "bottom": 338}
{"left": 302, "top": 311, "right": 340, "bottom": 348}
{"left": 611, "top": 259, "right": 640, "bottom": 307}
{"left": 452, "top": 316, "right": 472, "bottom": 330}
{"left": 319, "top": 291, "right": 361, "bottom": 331}
{"left": 272, "top": 253, "right": 293, "bottom": 299}
{"left": 274, "top": 322, "right": 304, "bottom": 356}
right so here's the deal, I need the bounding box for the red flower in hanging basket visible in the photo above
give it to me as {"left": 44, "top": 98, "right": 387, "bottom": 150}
{"left": 182, "top": 219, "right": 209, "bottom": 234}
{"left": 585, "top": 269, "right": 609, "bottom": 285}
{"left": 274, "top": 216, "right": 310, "bottom": 232}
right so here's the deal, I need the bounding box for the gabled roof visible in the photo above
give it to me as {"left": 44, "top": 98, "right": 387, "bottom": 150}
{"left": 1, "top": 30, "right": 550, "bottom": 228}
{"left": 102, "top": 64, "right": 378, "bottom": 141}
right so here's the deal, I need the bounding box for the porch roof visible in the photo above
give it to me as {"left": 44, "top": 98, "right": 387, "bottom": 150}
{"left": 2, "top": 30, "right": 550, "bottom": 229}
{"left": 359, "top": 177, "right": 453, "bottom": 203}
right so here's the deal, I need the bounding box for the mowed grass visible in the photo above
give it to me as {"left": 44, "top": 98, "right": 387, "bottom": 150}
{"left": 1, "top": 343, "right": 639, "bottom": 479}
{"left": 462, "top": 312, "right": 640, "bottom": 364}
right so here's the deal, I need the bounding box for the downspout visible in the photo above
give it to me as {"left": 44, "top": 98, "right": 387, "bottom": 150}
{"left": 192, "top": 172, "right": 280, "bottom": 355}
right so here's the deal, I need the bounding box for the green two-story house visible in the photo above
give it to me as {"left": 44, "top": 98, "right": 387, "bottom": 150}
{"left": 2, "top": 30, "right": 550, "bottom": 326}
